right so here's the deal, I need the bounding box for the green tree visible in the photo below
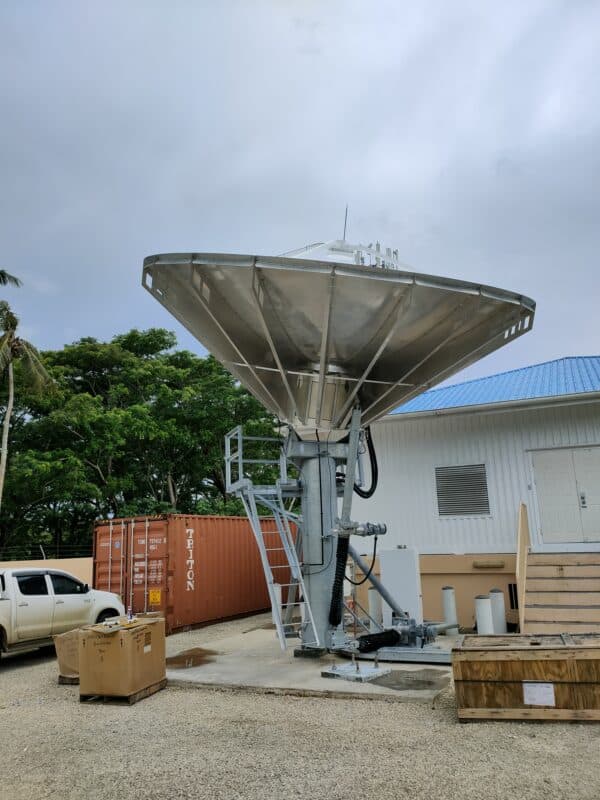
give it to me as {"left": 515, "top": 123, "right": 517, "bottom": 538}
{"left": 0, "top": 302, "right": 51, "bottom": 512}
{"left": 0, "top": 329, "right": 276, "bottom": 559}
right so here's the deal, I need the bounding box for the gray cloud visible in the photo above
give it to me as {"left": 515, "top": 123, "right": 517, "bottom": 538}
{"left": 1, "top": 0, "right": 599, "bottom": 383}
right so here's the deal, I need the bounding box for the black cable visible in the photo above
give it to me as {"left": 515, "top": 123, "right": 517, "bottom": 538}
{"left": 346, "top": 535, "right": 378, "bottom": 586}
{"left": 357, "top": 629, "right": 401, "bottom": 653}
{"left": 328, "top": 535, "right": 349, "bottom": 626}
{"left": 353, "top": 426, "right": 378, "bottom": 499}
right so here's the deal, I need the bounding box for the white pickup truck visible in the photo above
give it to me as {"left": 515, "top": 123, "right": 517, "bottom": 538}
{"left": 0, "top": 567, "right": 125, "bottom": 658}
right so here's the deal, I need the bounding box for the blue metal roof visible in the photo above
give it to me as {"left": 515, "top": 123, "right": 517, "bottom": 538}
{"left": 392, "top": 357, "right": 600, "bottom": 415}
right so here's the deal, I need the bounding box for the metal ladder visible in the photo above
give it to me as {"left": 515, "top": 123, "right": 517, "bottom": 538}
{"left": 225, "top": 427, "right": 320, "bottom": 651}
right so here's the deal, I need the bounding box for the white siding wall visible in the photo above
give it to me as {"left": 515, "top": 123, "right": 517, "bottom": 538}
{"left": 352, "top": 401, "right": 600, "bottom": 554}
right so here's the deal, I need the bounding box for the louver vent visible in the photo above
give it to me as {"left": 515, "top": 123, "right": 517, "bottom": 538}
{"left": 435, "top": 464, "right": 490, "bottom": 516}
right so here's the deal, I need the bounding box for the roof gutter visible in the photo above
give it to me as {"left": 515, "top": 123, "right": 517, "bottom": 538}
{"left": 382, "top": 390, "right": 600, "bottom": 422}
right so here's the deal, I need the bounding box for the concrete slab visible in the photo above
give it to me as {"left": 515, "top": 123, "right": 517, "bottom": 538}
{"left": 321, "top": 662, "right": 392, "bottom": 682}
{"left": 166, "top": 627, "right": 451, "bottom": 703}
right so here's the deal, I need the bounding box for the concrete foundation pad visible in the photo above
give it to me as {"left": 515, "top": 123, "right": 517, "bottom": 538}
{"left": 321, "top": 663, "right": 392, "bottom": 682}
{"left": 167, "top": 627, "right": 451, "bottom": 703}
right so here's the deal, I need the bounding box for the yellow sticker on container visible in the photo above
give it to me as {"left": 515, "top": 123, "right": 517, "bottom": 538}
{"left": 148, "top": 589, "right": 161, "bottom": 605}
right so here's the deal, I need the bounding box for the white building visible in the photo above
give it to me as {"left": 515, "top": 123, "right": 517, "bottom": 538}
{"left": 355, "top": 356, "right": 600, "bottom": 555}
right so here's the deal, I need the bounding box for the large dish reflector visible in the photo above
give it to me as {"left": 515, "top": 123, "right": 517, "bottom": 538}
{"left": 142, "top": 251, "right": 534, "bottom": 430}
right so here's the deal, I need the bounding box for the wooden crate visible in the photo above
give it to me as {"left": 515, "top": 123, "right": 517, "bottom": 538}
{"left": 452, "top": 634, "right": 600, "bottom": 721}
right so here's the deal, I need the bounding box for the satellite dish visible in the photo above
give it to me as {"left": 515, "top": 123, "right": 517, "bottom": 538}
{"left": 142, "top": 242, "right": 534, "bottom": 436}
{"left": 143, "top": 240, "right": 536, "bottom": 655}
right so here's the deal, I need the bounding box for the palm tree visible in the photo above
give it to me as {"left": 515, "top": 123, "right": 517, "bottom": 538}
{"left": 0, "top": 302, "right": 50, "bottom": 510}
{"left": 0, "top": 270, "right": 22, "bottom": 288}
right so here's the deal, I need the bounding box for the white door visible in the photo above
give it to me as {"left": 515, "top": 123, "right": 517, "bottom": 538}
{"left": 533, "top": 449, "right": 584, "bottom": 543}
{"left": 14, "top": 573, "right": 54, "bottom": 640}
{"left": 49, "top": 572, "right": 92, "bottom": 634}
{"left": 573, "top": 448, "right": 600, "bottom": 542}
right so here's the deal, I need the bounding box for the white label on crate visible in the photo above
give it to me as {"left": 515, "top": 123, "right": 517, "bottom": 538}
{"left": 144, "top": 645, "right": 152, "bottom": 654}
{"left": 523, "top": 682, "right": 555, "bottom": 706}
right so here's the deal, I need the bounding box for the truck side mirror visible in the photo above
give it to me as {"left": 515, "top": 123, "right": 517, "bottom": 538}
{"left": 83, "top": 583, "right": 90, "bottom": 593}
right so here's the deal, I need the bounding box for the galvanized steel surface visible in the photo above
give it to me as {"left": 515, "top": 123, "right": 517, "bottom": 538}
{"left": 142, "top": 251, "right": 535, "bottom": 429}
{"left": 93, "top": 515, "right": 287, "bottom": 633}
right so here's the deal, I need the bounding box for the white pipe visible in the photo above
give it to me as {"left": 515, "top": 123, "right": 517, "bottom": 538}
{"left": 489, "top": 588, "right": 507, "bottom": 634}
{"left": 368, "top": 586, "right": 382, "bottom": 632}
{"left": 442, "top": 586, "right": 459, "bottom": 636}
{"left": 348, "top": 544, "right": 404, "bottom": 618}
{"left": 475, "top": 594, "right": 494, "bottom": 635}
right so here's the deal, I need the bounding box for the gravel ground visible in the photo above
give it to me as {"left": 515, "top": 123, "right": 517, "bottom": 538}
{"left": 2, "top": 614, "right": 600, "bottom": 800}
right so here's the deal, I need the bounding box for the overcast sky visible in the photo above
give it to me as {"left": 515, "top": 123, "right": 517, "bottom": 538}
{"left": 1, "top": 1, "right": 599, "bottom": 386}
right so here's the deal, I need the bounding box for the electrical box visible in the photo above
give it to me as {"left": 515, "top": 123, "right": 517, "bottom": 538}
{"left": 379, "top": 548, "right": 423, "bottom": 626}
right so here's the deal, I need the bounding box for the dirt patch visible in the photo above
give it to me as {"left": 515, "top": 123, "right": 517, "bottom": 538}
{"left": 166, "top": 648, "right": 218, "bottom": 669}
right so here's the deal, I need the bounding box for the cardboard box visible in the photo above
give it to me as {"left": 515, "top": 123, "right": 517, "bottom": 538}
{"left": 79, "top": 616, "right": 166, "bottom": 698}
{"left": 54, "top": 628, "right": 81, "bottom": 681}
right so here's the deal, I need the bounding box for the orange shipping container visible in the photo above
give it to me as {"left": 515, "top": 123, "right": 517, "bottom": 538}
{"left": 93, "top": 515, "right": 287, "bottom": 634}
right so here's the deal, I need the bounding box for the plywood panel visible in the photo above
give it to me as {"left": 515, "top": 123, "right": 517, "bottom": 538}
{"left": 453, "top": 633, "right": 600, "bottom": 721}
{"left": 0, "top": 557, "right": 93, "bottom": 584}
{"left": 456, "top": 656, "right": 600, "bottom": 683}
{"left": 525, "top": 592, "right": 600, "bottom": 606}
{"left": 520, "top": 622, "right": 600, "bottom": 634}
{"left": 525, "top": 606, "right": 600, "bottom": 623}
{"left": 526, "top": 578, "right": 600, "bottom": 592}
{"left": 458, "top": 708, "right": 600, "bottom": 721}
{"left": 528, "top": 553, "right": 600, "bottom": 566}
{"left": 527, "top": 565, "right": 600, "bottom": 578}
{"left": 455, "top": 658, "right": 578, "bottom": 683}
{"left": 455, "top": 680, "right": 583, "bottom": 710}
{"left": 420, "top": 554, "right": 516, "bottom": 574}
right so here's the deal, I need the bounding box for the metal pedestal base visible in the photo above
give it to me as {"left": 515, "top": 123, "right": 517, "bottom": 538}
{"left": 338, "top": 644, "right": 452, "bottom": 665}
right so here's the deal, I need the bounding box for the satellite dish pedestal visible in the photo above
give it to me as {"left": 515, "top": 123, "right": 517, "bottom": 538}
{"left": 143, "top": 240, "right": 535, "bottom": 658}
{"left": 290, "top": 434, "right": 340, "bottom": 654}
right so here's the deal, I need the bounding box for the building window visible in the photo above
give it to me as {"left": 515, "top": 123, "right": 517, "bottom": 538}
{"left": 435, "top": 464, "right": 490, "bottom": 516}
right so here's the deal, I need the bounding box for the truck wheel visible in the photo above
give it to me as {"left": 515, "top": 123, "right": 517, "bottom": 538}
{"left": 96, "top": 609, "right": 119, "bottom": 624}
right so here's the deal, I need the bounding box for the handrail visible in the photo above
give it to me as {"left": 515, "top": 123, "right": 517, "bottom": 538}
{"left": 516, "top": 503, "right": 530, "bottom": 633}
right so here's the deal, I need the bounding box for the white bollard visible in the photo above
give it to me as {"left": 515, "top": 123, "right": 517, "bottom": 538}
{"left": 442, "top": 586, "right": 459, "bottom": 636}
{"left": 475, "top": 594, "right": 494, "bottom": 635}
{"left": 368, "top": 586, "right": 383, "bottom": 632}
{"left": 489, "top": 588, "right": 507, "bottom": 634}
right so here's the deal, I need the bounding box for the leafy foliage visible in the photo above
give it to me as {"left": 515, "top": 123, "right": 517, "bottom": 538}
{"left": 0, "top": 329, "right": 276, "bottom": 559}
{"left": 0, "top": 270, "right": 22, "bottom": 288}
{"left": 0, "top": 301, "right": 53, "bottom": 525}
